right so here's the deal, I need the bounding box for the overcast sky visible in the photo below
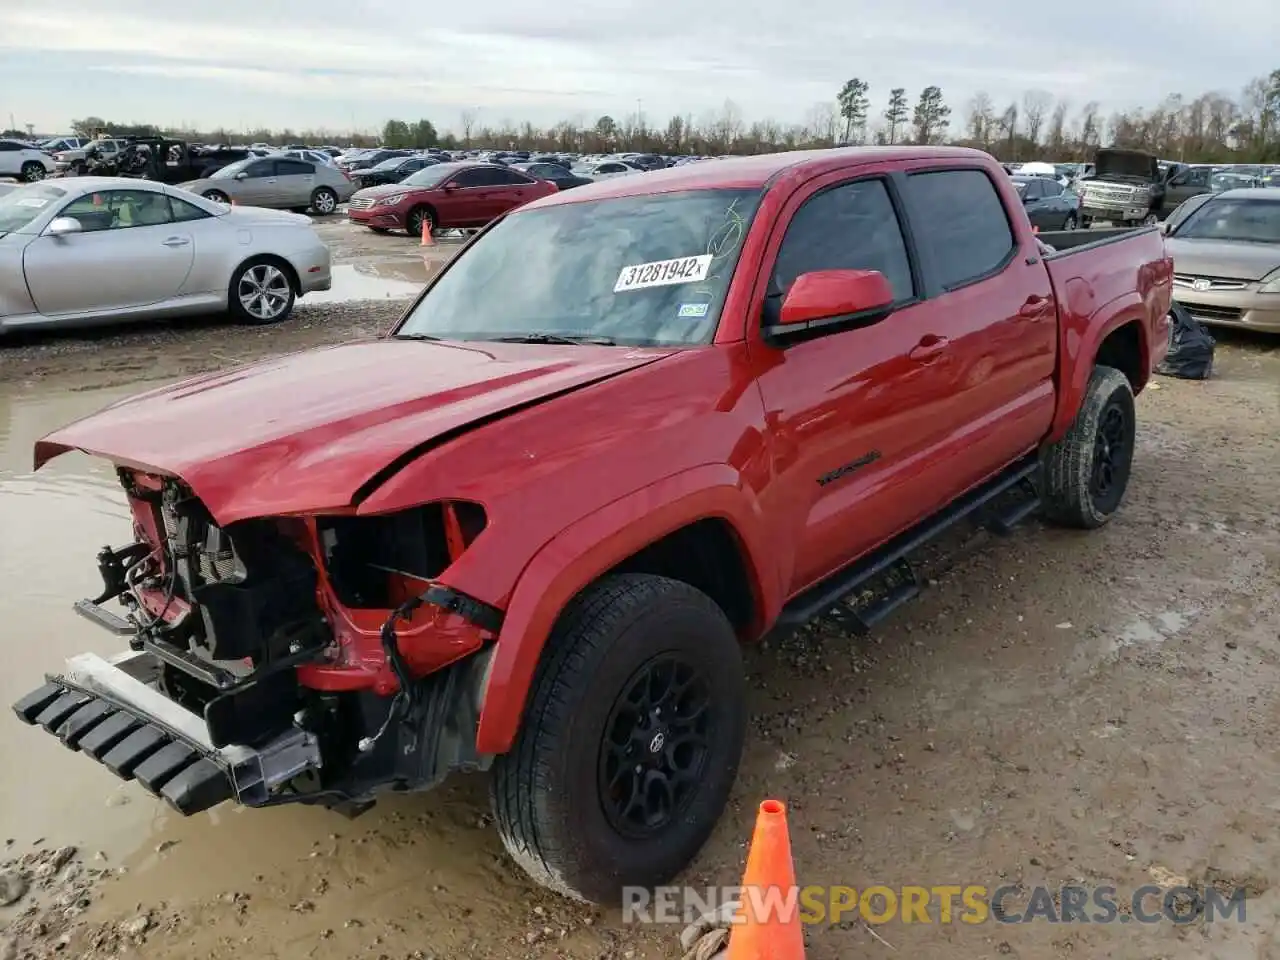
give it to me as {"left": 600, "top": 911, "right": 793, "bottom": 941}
{"left": 1, "top": 0, "right": 1276, "bottom": 136}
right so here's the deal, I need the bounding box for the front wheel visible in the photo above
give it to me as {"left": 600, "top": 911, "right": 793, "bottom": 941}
{"left": 21, "top": 162, "right": 46, "bottom": 183}
{"left": 310, "top": 187, "right": 338, "bottom": 215}
{"left": 1040, "top": 365, "right": 1136, "bottom": 529}
{"left": 228, "top": 258, "right": 296, "bottom": 325}
{"left": 203, "top": 190, "right": 230, "bottom": 205}
{"left": 405, "top": 206, "right": 434, "bottom": 239}
{"left": 1141, "top": 212, "right": 1159, "bottom": 227}
{"left": 1062, "top": 213, "right": 1079, "bottom": 230}
{"left": 491, "top": 574, "right": 746, "bottom": 904}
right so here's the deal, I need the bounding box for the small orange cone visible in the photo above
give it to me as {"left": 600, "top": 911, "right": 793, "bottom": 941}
{"left": 420, "top": 217, "right": 433, "bottom": 246}
{"left": 726, "top": 799, "right": 805, "bottom": 960}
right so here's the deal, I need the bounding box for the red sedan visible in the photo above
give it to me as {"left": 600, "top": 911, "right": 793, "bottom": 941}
{"left": 347, "top": 161, "right": 558, "bottom": 237}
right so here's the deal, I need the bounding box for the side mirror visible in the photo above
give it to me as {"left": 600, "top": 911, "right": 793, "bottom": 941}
{"left": 1158, "top": 221, "right": 1170, "bottom": 235}
{"left": 234, "top": 171, "right": 248, "bottom": 180}
{"left": 46, "top": 217, "right": 82, "bottom": 237}
{"left": 442, "top": 182, "right": 457, "bottom": 191}
{"left": 771, "top": 269, "right": 895, "bottom": 335}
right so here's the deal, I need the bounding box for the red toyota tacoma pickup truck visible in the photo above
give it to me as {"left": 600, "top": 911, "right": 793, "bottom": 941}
{"left": 14, "top": 147, "right": 1172, "bottom": 904}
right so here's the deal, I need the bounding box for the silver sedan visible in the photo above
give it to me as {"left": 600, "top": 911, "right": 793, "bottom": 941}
{"left": 0, "top": 177, "right": 332, "bottom": 334}
{"left": 178, "top": 156, "right": 356, "bottom": 215}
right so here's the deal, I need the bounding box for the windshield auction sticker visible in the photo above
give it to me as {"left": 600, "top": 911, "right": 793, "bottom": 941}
{"left": 615, "top": 255, "right": 713, "bottom": 293}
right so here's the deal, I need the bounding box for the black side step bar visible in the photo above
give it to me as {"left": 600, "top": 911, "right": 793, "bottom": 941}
{"left": 776, "top": 455, "right": 1042, "bottom": 632}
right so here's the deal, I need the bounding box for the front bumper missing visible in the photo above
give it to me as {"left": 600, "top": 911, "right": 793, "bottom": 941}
{"left": 12, "top": 650, "right": 320, "bottom": 816}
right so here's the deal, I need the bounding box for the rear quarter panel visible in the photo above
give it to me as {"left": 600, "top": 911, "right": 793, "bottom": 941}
{"left": 1043, "top": 227, "right": 1173, "bottom": 441}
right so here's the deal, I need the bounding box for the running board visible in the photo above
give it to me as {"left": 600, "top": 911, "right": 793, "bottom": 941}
{"left": 777, "top": 455, "right": 1041, "bottom": 632}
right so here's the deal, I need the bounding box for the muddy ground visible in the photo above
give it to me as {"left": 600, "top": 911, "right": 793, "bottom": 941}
{"left": 1, "top": 221, "right": 1279, "bottom": 960}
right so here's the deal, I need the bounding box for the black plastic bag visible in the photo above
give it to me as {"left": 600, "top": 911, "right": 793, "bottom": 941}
{"left": 1155, "top": 302, "right": 1215, "bottom": 379}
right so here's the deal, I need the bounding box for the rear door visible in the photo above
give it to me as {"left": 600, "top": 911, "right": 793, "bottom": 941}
{"left": 273, "top": 158, "right": 317, "bottom": 207}
{"left": 896, "top": 165, "right": 1057, "bottom": 502}
{"left": 488, "top": 168, "right": 541, "bottom": 215}
{"left": 0, "top": 141, "right": 21, "bottom": 177}
{"left": 443, "top": 167, "right": 501, "bottom": 225}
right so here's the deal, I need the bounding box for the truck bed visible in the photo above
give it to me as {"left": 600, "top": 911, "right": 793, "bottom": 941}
{"left": 1037, "top": 225, "right": 1149, "bottom": 255}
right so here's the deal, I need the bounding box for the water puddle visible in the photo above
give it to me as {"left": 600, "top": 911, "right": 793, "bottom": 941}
{"left": 305, "top": 258, "right": 440, "bottom": 305}
{"left": 0, "top": 381, "right": 153, "bottom": 856}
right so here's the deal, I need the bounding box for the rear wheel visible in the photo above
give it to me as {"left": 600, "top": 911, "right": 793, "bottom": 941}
{"left": 228, "top": 258, "right": 296, "bottom": 325}
{"left": 406, "top": 206, "right": 434, "bottom": 239}
{"left": 203, "top": 189, "right": 231, "bottom": 205}
{"left": 1141, "top": 212, "right": 1159, "bottom": 227}
{"left": 310, "top": 187, "right": 338, "bottom": 215}
{"left": 491, "top": 574, "right": 746, "bottom": 904}
{"left": 21, "top": 162, "right": 46, "bottom": 182}
{"left": 1040, "top": 365, "right": 1136, "bottom": 529}
{"left": 1062, "top": 213, "right": 1078, "bottom": 230}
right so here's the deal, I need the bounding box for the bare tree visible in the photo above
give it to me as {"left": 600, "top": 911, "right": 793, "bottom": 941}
{"left": 1046, "top": 100, "right": 1068, "bottom": 156}
{"left": 460, "top": 109, "right": 478, "bottom": 146}
{"left": 966, "top": 92, "right": 995, "bottom": 146}
{"left": 1022, "top": 90, "right": 1052, "bottom": 146}
{"left": 1078, "top": 101, "right": 1102, "bottom": 152}
{"left": 997, "top": 103, "right": 1019, "bottom": 159}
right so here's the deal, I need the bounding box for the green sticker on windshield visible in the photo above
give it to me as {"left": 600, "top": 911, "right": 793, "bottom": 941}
{"left": 677, "top": 303, "right": 709, "bottom": 318}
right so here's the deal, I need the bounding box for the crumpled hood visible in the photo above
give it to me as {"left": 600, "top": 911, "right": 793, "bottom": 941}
{"left": 34, "top": 338, "right": 671, "bottom": 524}
{"left": 1167, "top": 238, "right": 1280, "bottom": 282}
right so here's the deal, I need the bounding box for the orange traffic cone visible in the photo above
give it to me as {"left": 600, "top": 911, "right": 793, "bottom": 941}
{"left": 726, "top": 800, "right": 805, "bottom": 960}
{"left": 420, "top": 217, "right": 434, "bottom": 246}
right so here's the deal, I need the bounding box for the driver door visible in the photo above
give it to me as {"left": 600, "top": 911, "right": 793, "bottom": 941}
{"left": 23, "top": 189, "right": 196, "bottom": 318}
{"left": 228, "top": 159, "right": 281, "bottom": 206}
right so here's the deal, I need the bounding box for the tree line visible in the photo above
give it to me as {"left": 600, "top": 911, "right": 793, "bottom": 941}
{"left": 24, "top": 67, "right": 1278, "bottom": 164}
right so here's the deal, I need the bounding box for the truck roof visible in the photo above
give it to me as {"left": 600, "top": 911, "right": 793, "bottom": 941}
{"left": 521, "top": 145, "right": 995, "bottom": 211}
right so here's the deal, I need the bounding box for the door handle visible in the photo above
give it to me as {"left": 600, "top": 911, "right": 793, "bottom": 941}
{"left": 1017, "top": 295, "right": 1051, "bottom": 319}
{"left": 909, "top": 335, "right": 950, "bottom": 362}
{"left": 162, "top": 237, "right": 190, "bottom": 247}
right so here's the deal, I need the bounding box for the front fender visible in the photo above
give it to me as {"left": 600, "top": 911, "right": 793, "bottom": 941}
{"left": 1047, "top": 288, "right": 1151, "bottom": 443}
{"left": 473, "top": 463, "right": 776, "bottom": 755}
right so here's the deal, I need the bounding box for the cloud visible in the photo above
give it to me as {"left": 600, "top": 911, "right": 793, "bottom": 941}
{"left": 1, "top": 0, "right": 1275, "bottom": 133}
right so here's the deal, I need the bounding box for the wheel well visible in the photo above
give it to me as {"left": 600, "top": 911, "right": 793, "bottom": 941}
{"left": 235, "top": 254, "right": 300, "bottom": 295}
{"left": 606, "top": 518, "right": 757, "bottom": 635}
{"left": 1094, "top": 321, "right": 1144, "bottom": 392}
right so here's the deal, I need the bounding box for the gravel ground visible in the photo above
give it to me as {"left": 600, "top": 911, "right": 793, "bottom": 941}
{"left": 1, "top": 251, "right": 1278, "bottom": 960}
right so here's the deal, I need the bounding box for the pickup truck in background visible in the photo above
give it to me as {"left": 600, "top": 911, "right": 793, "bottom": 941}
{"left": 1078, "top": 147, "right": 1170, "bottom": 226}
{"left": 14, "top": 147, "right": 1173, "bottom": 905}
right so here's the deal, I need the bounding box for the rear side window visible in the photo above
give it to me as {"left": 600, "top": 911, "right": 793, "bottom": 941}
{"left": 905, "top": 170, "right": 1015, "bottom": 290}
{"left": 770, "top": 178, "right": 915, "bottom": 304}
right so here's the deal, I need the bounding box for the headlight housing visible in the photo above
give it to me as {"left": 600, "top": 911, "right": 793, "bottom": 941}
{"left": 1259, "top": 269, "right": 1280, "bottom": 294}
{"left": 376, "top": 195, "right": 405, "bottom": 207}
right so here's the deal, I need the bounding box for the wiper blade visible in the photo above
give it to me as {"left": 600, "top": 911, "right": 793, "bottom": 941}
{"left": 395, "top": 333, "right": 446, "bottom": 341}
{"left": 490, "top": 333, "right": 617, "bottom": 345}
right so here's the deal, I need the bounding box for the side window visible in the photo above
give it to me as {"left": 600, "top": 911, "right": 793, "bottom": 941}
{"left": 454, "top": 168, "right": 504, "bottom": 187}
{"left": 1188, "top": 168, "right": 1211, "bottom": 187}
{"left": 1023, "top": 180, "right": 1044, "bottom": 200}
{"left": 275, "top": 159, "right": 313, "bottom": 176}
{"left": 0, "top": 141, "right": 19, "bottom": 152}
{"left": 1041, "top": 179, "right": 1063, "bottom": 197}
{"left": 168, "top": 195, "right": 212, "bottom": 222}
{"left": 769, "top": 178, "right": 915, "bottom": 317}
{"left": 58, "top": 189, "right": 173, "bottom": 232}
{"left": 494, "top": 169, "right": 535, "bottom": 185}
{"left": 242, "top": 160, "right": 275, "bottom": 178}
{"left": 598, "top": 163, "right": 624, "bottom": 173}
{"left": 904, "top": 170, "right": 1015, "bottom": 290}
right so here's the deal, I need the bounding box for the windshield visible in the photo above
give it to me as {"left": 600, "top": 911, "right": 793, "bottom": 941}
{"left": 395, "top": 188, "right": 762, "bottom": 346}
{"left": 210, "top": 158, "right": 253, "bottom": 180}
{"left": 0, "top": 183, "right": 69, "bottom": 233}
{"left": 1174, "top": 198, "right": 1280, "bottom": 243}
{"left": 371, "top": 157, "right": 408, "bottom": 171}
{"left": 401, "top": 165, "right": 458, "bottom": 188}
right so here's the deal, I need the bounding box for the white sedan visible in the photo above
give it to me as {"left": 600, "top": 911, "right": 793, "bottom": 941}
{"left": 0, "top": 177, "right": 332, "bottom": 334}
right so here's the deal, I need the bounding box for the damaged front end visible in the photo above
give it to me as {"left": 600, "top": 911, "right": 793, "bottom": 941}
{"left": 12, "top": 469, "right": 502, "bottom": 818}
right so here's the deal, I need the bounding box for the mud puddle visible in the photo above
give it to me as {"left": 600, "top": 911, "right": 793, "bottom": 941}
{"left": 305, "top": 258, "right": 442, "bottom": 305}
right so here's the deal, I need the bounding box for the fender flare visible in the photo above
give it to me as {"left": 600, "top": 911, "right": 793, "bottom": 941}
{"left": 1048, "top": 293, "right": 1151, "bottom": 442}
{"left": 473, "top": 463, "right": 777, "bottom": 755}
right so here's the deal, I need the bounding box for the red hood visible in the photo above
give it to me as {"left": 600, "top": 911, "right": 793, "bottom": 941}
{"left": 35, "top": 338, "right": 670, "bottom": 524}
{"left": 353, "top": 182, "right": 425, "bottom": 198}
